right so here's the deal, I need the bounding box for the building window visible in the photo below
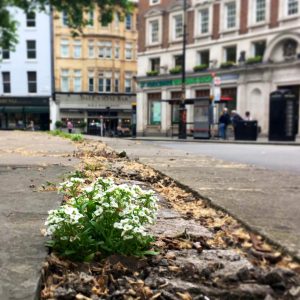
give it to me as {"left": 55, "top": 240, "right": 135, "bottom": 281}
{"left": 27, "top": 71, "right": 37, "bottom": 93}
{"left": 26, "top": 40, "right": 36, "bottom": 59}
{"left": 98, "top": 73, "right": 111, "bottom": 93}
{"left": 62, "top": 11, "right": 68, "bottom": 26}
{"left": 60, "top": 39, "right": 69, "bottom": 57}
{"left": 226, "top": 2, "right": 236, "bottom": 29}
{"left": 125, "top": 43, "right": 133, "bottom": 60}
{"left": 114, "top": 73, "right": 120, "bottom": 93}
{"left": 115, "top": 43, "right": 120, "bottom": 59}
{"left": 149, "top": 19, "right": 159, "bottom": 44}
{"left": 256, "top": 0, "right": 266, "bottom": 22}
{"left": 88, "top": 71, "right": 94, "bottom": 92}
{"left": 2, "top": 49, "right": 10, "bottom": 60}
{"left": 125, "top": 73, "right": 132, "bottom": 93}
{"left": 2, "top": 72, "right": 11, "bottom": 93}
{"left": 125, "top": 14, "right": 132, "bottom": 30}
{"left": 224, "top": 46, "right": 237, "bottom": 62}
{"left": 199, "top": 9, "right": 209, "bottom": 34}
{"left": 73, "top": 41, "right": 82, "bottom": 58}
{"left": 88, "top": 10, "right": 94, "bottom": 26}
{"left": 148, "top": 94, "right": 161, "bottom": 125}
{"left": 61, "top": 69, "right": 69, "bottom": 92}
{"left": 253, "top": 41, "right": 266, "bottom": 57}
{"left": 74, "top": 70, "right": 82, "bottom": 92}
{"left": 174, "top": 55, "right": 183, "bottom": 68}
{"left": 114, "top": 12, "right": 120, "bottom": 28}
{"left": 98, "top": 41, "right": 112, "bottom": 58}
{"left": 150, "top": 57, "right": 160, "bottom": 72}
{"left": 88, "top": 40, "right": 94, "bottom": 58}
{"left": 173, "top": 14, "right": 183, "bottom": 39}
{"left": 26, "top": 12, "right": 36, "bottom": 27}
{"left": 288, "top": 0, "right": 298, "bottom": 15}
{"left": 198, "top": 50, "right": 210, "bottom": 65}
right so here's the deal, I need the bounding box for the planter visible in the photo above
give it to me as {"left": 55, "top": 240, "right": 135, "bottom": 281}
{"left": 245, "top": 56, "right": 263, "bottom": 65}
{"left": 146, "top": 71, "right": 159, "bottom": 76}
{"left": 193, "top": 64, "right": 208, "bottom": 72}
{"left": 220, "top": 61, "right": 236, "bottom": 69}
{"left": 169, "top": 67, "right": 182, "bottom": 75}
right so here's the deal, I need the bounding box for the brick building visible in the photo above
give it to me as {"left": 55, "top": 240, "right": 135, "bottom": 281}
{"left": 137, "top": 0, "right": 300, "bottom": 138}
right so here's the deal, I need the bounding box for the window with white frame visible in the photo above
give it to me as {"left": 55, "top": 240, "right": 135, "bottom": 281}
{"left": 2, "top": 72, "right": 11, "bottom": 93}
{"left": 2, "top": 49, "right": 10, "bottom": 60}
{"left": 98, "top": 41, "right": 112, "bottom": 58}
{"left": 174, "top": 54, "right": 183, "bottom": 68}
{"left": 225, "top": 2, "right": 236, "bottom": 29}
{"left": 73, "top": 70, "right": 82, "bottom": 92}
{"left": 224, "top": 46, "right": 237, "bottom": 62}
{"left": 125, "top": 43, "right": 133, "bottom": 60}
{"left": 114, "top": 73, "right": 120, "bottom": 93}
{"left": 88, "top": 40, "right": 94, "bottom": 58}
{"left": 60, "top": 39, "right": 69, "bottom": 57}
{"left": 88, "top": 10, "right": 94, "bottom": 26}
{"left": 114, "top": 12, "right": 120, "bottom": 28}
{"left": 199, "top": 9, "right": 209, "bottom": 34}
{"left": 27, "top": 40, "right": 36, "bottom": 59}
{"left": 62, "top": 11, "right": 68, "bottom": 26}
{"left": 98, "top": 72, "right": 112, "bottom": 93}
{"left": 255, "top": 0, "right": 266, "bottom": 22}
{"left": 125, "top": 73, "right": 132, "bottom": 93}
{"left": 125, "top": 14, "right": 133, "bottom": 30}
{"left": 198, "top": 50, "right": 210, "bottom": 65}
{"left": 150, "top": 57, "right": 160, "bottom": 72}
{"left": 252, "top": 40, "right": 266, "bottom": 57}
{"left": 173, "top": 14, "right": 183, "bottom": 39}
{"left": 115, "top": 42, "right": 120, "bottom": 59}
{"left": 287, "top": 0, "right": 298, "bottom": 15}
{"left": 88, "top": 71, "right": 94, "bottom": 92}
{"left": 27, "top": 71, "right": 37, "bottom": 93}
{"left": 26, "top": 12, "right": 36, "bottom": 27}
{"left": 149, "top": 19, "right": 159, "bottom": 44}
{"left": 73, "top": 41, "right": 82, "bottom": 58}
{"left": 61, "top": 69, "right": 70, "bottom": 92}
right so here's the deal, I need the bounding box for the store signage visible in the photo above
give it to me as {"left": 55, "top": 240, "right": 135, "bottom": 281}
{"left": 139, "top": 75, "right": 212, "bottom": 88}
{"left": 0, "top": 97, "right": 49, "bottom": 106}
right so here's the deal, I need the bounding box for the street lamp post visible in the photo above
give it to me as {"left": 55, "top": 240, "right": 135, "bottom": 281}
{"left": 178, "top": 0, "right": 187, "bottom": 139}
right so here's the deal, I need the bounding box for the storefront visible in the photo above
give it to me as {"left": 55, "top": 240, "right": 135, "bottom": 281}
{"left": 0, "top": 97, "right": 50, "bottom": 130}
{"left": 54, "top": 93, "right": 136, "bottom": 135}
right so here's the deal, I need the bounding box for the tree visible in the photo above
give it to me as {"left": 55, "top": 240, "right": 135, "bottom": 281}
{"left": 0, "top": 0, "right": 132, "bottom": 49}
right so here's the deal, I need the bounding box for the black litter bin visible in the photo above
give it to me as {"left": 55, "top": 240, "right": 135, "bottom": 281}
{"left": 234, "top": 121, "right": 258, "bottom": 141}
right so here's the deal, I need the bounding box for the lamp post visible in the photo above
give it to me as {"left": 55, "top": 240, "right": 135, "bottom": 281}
{"left": 178, "top": 0, "right": 187, "bottom": 139}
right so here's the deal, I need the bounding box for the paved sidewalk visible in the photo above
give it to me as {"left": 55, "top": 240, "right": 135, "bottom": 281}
{"left": 0, "top": 132, "right": 79, "bottom": 299}
{"left": 95, "top": 137, "right": 300, "bottom": 261}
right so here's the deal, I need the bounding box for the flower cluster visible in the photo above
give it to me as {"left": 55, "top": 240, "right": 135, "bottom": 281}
{"left": 45, "top": 177, "right": 158, "bottom": 260}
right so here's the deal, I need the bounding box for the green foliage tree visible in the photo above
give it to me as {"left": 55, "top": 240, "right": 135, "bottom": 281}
{"left": 0, "top": 0, "right": 131, "bottom": 49}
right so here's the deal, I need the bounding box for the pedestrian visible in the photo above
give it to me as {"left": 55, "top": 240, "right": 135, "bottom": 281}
{"left": 28, "top": 120, "right": 35, "bottom": 131}
{"left": 245, "top": 111, "right": 252, "bottom": 121}
{"left": 67, "top": 120, "right": 73, "bottom": 134}
{"left": 219, "top": 108, "right": 231, "bottom": 139}
{"left": 231, "top": 110, "right": 243, "bottom": 139}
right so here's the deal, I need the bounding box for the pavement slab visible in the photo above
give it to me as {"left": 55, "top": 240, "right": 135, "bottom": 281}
{"left": 0, "top": 131, "right": 79, "bottom": 300}
{"left": 96, "top": 137, "right": 300, "bottom": 261}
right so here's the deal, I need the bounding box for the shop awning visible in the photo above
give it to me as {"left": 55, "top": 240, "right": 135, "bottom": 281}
{"left": 24, "top": 106, "right": 49, "bottom": 113}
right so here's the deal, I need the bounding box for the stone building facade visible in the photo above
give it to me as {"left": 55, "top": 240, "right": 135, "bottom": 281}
{"left": 51, "top": 5, "right": 138, "bottom": 133}
{"left": 137, "top": 0, "right": 300, "bottom": 138}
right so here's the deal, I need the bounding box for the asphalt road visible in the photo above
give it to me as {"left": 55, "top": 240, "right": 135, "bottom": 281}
{"left": 148, "top": 142, "right": 300, "bottom": 174}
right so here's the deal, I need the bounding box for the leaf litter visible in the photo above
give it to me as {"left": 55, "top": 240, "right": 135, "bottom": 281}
{"left": 41, "top": 139, "right": 300, "bottom": 300}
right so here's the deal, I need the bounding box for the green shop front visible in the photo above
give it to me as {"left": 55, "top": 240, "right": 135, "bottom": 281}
{"left": 137, "top": 73, "right": 238, "bottom": 137}
{"left": 0, "top": 97, "right": 50, "bottom": 130}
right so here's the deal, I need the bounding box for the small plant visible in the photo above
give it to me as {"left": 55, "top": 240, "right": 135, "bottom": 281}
{"left": 48, "top": 130, "right": 83, "bottom": 142}
{"left": 78, "top": 121, "right": 87, "bottom": 129}
{"left": 193, "top": 64, "right": 208, "bottom": 72}
{"left": 45, "top": 177, "right": 158, "bottom": 261}
{"left": 169, "top": 66, "right": 182, "bottom": 74}
{"left": 146, "top": 70, "right": 159, "bottom": 76}
{"left": 55, "top": 120, "right": 64, "bottom": 129}
{"left": 220, "top": 61, "right": 236, "bottom": 69}
{"left": 245, "top": 56, "right": 263, "bottom": 65}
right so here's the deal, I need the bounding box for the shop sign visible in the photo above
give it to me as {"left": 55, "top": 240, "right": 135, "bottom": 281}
{"left": 140, "top": 75, "right": 212, "bottom": 88}
{"left": 0, "top": 97, "right": 49, "bottom": 106}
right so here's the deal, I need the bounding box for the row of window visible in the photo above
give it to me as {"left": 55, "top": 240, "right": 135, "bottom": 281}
{"left": 61, "top": 11, "right": 134, "bottom": 31}
{"left": 59, "top": 40, "right": 135, "bottom": 60}
{"left": 60, "top": 70, "right": 134, "bottom": 93}
{"left": 149, "top": 41, "right": 266, "bottom": 72}
{"left": 148, "top": 0, "right": 299, "bottom": 45}
{"left": 1, "top": 40, "right": 37, "bottom": 60}
{"left": 2, "top": 71, "right": 37, "bottom": 94}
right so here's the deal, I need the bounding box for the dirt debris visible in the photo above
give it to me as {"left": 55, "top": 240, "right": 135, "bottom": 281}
{"left": 41, "top": 139, "right": 300, "bottom": 300}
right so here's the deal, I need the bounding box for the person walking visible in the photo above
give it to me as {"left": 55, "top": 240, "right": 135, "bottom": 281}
{"left": 219, "top": 108, "right": 231, "bottom": 139}
{"left": 245, "top": 111, "right": 252, "bottom": 121}
{"left": 231, "top": 110, "right": 243, "bottom": 140}
{"left": 67, "top": 120, "right": 73, "bottom": 134}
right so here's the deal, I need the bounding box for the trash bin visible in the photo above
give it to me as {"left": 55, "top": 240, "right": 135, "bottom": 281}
{"left": 234, "top": 121, "right": 258, "bottom": 141}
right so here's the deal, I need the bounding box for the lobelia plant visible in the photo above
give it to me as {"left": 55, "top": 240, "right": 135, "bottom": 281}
{"left": 45, "top": 177, "right": 158, "bottom": 261}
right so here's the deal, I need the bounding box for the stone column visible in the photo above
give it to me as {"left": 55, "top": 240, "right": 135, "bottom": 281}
{"left": 137, "top": 91, "right": 146, "bottom": 136}
{"left": 161, "top": 89, "right": 169, "bottom": 136}
{"left": 186, "top": 87, "right": 194, "bottom": 134}
{"left": 49, "top": 97, "right": 60, "bottom": 131}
